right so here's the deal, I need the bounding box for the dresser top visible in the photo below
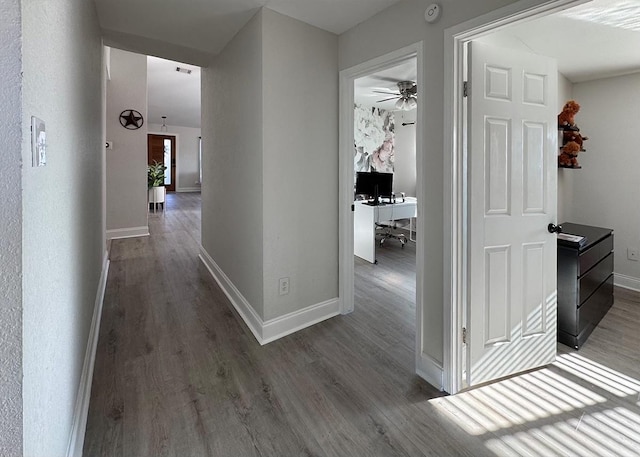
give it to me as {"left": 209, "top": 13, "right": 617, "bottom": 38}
{"left": 559, "top": 222, "right": 613, "bottom": 251}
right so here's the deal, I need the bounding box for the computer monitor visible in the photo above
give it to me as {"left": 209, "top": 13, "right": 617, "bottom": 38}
{"left": 355, "top": 171, "right": 393, "bottom": 204}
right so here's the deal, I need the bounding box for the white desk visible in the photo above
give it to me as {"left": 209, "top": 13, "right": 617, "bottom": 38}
{"left": 354, "top": 197, "right": 417, "bottom": 263}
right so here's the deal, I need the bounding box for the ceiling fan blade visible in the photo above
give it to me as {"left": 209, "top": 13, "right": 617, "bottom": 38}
{"left": 369, "top": 75, "right": 400, "bottom": 83}
{"left": 372, "top": 90, "right": 400, "bottom": 95}
{"left": 376, "top": 97, "right": 398, "bottom": 103}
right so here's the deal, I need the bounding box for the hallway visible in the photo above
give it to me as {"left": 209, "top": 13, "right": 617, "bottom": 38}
{"left": 83, "top": 193, "right": 457, "bottom": 456}
{"left": 84, "top": 193, "right": 640, "bottom": 457}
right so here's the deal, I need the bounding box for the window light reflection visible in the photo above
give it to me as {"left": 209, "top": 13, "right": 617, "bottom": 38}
{"left": 555, "top": 353, "right": 640, "bottom": 397}
{"left": 430, "top": 351, "right": 640, "bottom": 456}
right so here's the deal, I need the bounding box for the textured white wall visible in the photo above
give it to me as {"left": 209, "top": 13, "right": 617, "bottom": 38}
{"left": 148, "top": 123, "right": 202, "bottom": 191}
{"left": 261, "top": 9, "right": 338, "bottom": 320}
{"left": 570, "top": 73, "right": 640, "bottom": 282}
{"left": 0, "top": 0, "right": 23, "bottom": 455}
{"left": 393, "top": 109, "right": 417, "bottom": 197}
{"left": 21, "top": 0, "right": 104, "bottom": 454}
{"left": 106, "top": 49, "right": 149, "bottom": 232}
{"left": 202, "top": 11, "right": 265, "bottom": 316}
{"left": 339, "top": 0, "right": 550, "bottom": 366}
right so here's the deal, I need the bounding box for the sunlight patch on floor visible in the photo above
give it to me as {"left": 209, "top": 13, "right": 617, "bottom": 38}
{"left": 555, "top": 352, "right": 640, "bottom": 397}
{"left": 430, "top": 352, "right": 640, "bottom": 456}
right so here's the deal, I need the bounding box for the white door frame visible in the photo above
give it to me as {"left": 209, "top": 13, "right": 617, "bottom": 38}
{"left": 443, "top": 0, "right": 590, "bottom": 394}
{"left": 338, "top": 42, "right": 424, "bottom": 348}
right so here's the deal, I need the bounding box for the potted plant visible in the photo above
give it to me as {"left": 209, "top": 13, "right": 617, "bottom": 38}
{"left": 148, "top": 161, "right": 167, "bottom": 210}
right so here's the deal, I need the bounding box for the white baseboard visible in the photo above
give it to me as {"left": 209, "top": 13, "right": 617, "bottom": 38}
{"left": 176, "top": 187, "right": 201, "bottom": 193}
{"left": 199, "top": 247, "right": 263, "bottom": 342}
{"left": 262, "top": 298, "right": 340, "bottom": 344}
{"left": 199, "top": 246, "right": 339, "bottom": 345}
{"left": 106, "top": 226, "right": 149, "bottom": 240}
{"left": 66, "top": 252, "right": 110, "bottom": 457}
{"left": 614, "top": 273, "right": 640, "bottom": 292}
{"left": 416, "top": 352, "right": 445, "bottom": 393}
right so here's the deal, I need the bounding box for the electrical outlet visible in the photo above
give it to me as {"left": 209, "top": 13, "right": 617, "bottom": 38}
{"left": 279, "top": 277, "right": 290, "bottom": 295}
{"left": 628, "top": 248, "right": 639, "bottom": 261}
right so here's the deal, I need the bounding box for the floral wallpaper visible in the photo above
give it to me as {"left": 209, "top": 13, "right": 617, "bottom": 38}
{"left": 354, "top": 104, "right": 395, "bottom": 173}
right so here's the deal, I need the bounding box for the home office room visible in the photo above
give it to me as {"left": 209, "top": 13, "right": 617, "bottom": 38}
{"left": 350, "top": 56, "right": 418, "bottom": 367}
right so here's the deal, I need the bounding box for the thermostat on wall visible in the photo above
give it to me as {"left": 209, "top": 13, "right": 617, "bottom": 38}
{"left": 424, "top": 4, "right": 441, "bottom": 23}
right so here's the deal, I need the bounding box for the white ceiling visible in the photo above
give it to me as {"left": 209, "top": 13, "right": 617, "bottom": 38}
{"left": 94, "top": 0, "right": 402, "bottom": 65}
{"left": 354, "top": 59, "right": 417, "bottom": 111}
{"left": 127, "top": 0, "right": 640, "bottom": 127}
{"left": 147, "top": 56, "right": 201, "bottom": 128}
{"left": 477, "top": 0, "right": 640, "bottom": 83}
{"left": 353, "top": 0, "right": 640, "bottom": 115}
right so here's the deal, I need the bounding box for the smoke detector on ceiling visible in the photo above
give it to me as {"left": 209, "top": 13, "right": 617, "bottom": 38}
{"left": 176, "top": 67, "right": 192, "bottom": 75}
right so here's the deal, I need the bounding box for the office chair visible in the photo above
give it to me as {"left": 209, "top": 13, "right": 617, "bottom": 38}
{"left": 375, "top": 220, "right": 408, "bottom": 248}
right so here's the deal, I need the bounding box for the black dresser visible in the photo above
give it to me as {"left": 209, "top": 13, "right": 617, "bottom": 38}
{"left": 557, "top": 223, "right": 614, "bottom": 349}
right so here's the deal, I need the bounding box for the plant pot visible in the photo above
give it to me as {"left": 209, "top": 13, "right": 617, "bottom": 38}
{"left": 149, "top": 186, "right": 166, "bottom": 211}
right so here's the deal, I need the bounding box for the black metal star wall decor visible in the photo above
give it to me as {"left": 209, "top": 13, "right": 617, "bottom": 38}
{"left": 119, "top": 109, "right": 144, "bottom": 130}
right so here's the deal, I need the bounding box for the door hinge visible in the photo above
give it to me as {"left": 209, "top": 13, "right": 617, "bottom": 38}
{"left": 351, "top": 204, "right": 355, "bottom": 212}
{"left": 462, "top": 327, "right": 467, "bottom": 344}
{"left": 463, "top": 81, "right": 469, "bottom": 98}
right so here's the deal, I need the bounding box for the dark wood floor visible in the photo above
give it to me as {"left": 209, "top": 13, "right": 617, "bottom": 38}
{"left": 85, "top": 192, "right": 640, "bottom": 457}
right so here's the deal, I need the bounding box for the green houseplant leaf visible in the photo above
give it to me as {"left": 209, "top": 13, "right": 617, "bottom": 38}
{"left": 148, "top": 161, "right": 167, "bottom": 188}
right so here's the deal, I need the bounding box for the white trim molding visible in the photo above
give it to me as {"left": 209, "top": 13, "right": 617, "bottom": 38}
{"left": 262, "top": 298, "right": 340, "bottom": 345}
{"left": 416, "top": 353, "right": 445, "bottom": 392}
{"left": 614, "top": 273, "right": 640, "bottom": 292}
{"left": 199, "top": 246, "right": 263, "bottom": 342}
{"left": 66, "top": 252, "right": 110, "bottom": 457}
{"left": 106, "top": 226, "right": 149, "bottom": 240}
{"left": 199, "top": 246, "right": 340, "bottom": 345}
{"left": 176, "top": 187, "right": 201, "bottom": 193}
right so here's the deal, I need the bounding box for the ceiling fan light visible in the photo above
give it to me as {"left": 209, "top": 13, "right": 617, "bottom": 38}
{"left": 395, "top": 98, "right": 407, "bottom": 110}
{"left": 407, "top": 97, "right": 417, "bottom": 109}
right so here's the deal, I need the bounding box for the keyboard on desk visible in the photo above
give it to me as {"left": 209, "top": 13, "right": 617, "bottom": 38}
{"left": 364, "top": 201, "right": 388, "bottom": 206}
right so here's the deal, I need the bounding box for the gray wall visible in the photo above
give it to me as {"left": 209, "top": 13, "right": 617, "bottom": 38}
{"left": 261, "top": 9, "right": 338, "bottom": 319}
{"left": 106, "top": 48, "right": 149, "bottom": 234}
{"left": 339, "top": 0, "right": 549, "bottom": 368}
{"left": 393, "top": 109, "right": 417, "bottom": 197}
{"left": 202, "top": 11, "right": 265, "bottom": 316}
{"left": 148, "top": 123, "right": 202, "bottom": 191}
{"left": 0, "top": 0, "right": 23, "bottom": 454}
{"left": 568, "top": 73, "right": 640, "bottom": 283}
{"left": 21, "top": 0, "right": 104, "bottom": 454}
{"left": 202, "top": 9, "right": 338, "bottom": 321}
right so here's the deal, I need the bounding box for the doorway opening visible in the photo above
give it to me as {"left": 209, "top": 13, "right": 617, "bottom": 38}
{"left": 148, "top": 134, "right": 177, "bottom": 192}
{"left": 352, "top": 57, "right": 418, "bottom": 368}
{"left": 339, "top": 42, "right": 430, "bottom": 384}
{"left": 444, "top": 0, "right": 591, "bottom": 394}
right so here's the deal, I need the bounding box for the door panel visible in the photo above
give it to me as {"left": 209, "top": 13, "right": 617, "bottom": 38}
{"left": 148, "top": 134, "right": 176, "bottom": 192}
{"left": 467, "top": 41, "right": 558, "bottom": 387}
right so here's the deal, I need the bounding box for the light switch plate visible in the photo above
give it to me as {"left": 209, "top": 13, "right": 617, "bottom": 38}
{"left": 31, "top": 116, "right": 46, "bottom": 167}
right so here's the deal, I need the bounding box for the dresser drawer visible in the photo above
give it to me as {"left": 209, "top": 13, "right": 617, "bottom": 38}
{"left": 579, "top": 234, "right": 613, "bottom": 276}
{"left": 577, "top": 274, "right": 614, "bottom": 341}
{"left": 579, "top": 252, "right": 614, "bottom": 304}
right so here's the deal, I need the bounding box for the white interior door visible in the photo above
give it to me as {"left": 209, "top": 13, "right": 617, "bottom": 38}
{"left": 466, "top": 41, "right": 558, "bottom": 387}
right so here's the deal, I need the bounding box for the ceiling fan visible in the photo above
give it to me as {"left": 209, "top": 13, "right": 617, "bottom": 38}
{"left": 375, "top": 81, "right": 417, "bottom": 111}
